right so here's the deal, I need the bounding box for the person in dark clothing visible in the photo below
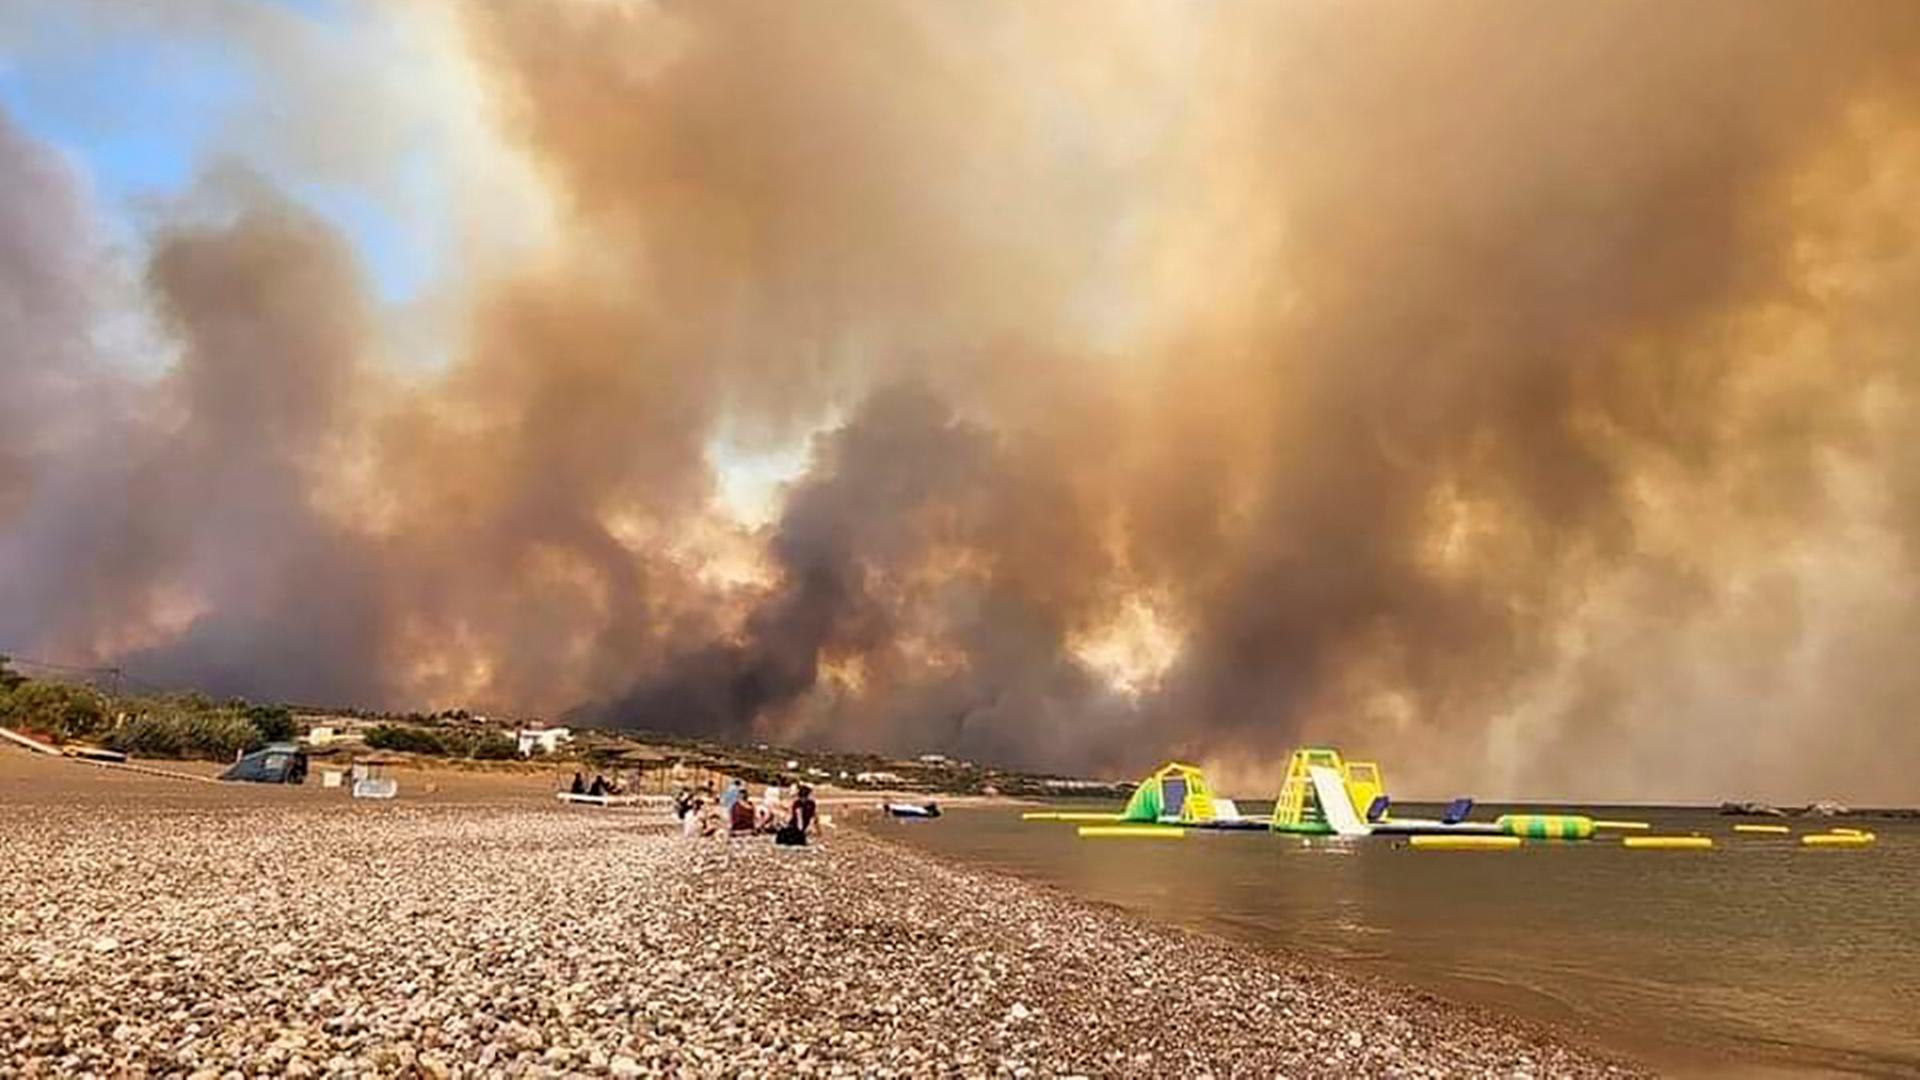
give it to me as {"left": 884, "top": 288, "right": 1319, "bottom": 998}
{"left": 776, "top": 784, "right": 818, "bottom": 846}
{"left": 729, "top": 793, "right": 755, "bottom": 834}
{"left": 588, "top": 774, "right": 609, "bottom": 797}
{"left": 569, "top": 772, "right": 586, "bottom": 795}
{"left": 792, "top": 784, "right": 818, "bottom": 833}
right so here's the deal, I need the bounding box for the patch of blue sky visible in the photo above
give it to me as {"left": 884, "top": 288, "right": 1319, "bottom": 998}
{"left": 259, "top": 0, "right": 354, "bottom": 21}
{"left": 0, "top": 26, "right": 247, "bottom": 218}
{"left": 0, "top": 7, "right": 438, "bottom": 307}
{"left": 287, "top": 145, "right": 443, "bottom": 305}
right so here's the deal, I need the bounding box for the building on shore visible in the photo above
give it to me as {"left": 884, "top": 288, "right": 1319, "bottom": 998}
{"left": 516, "top": 726, "right": 573, "bottom": 757}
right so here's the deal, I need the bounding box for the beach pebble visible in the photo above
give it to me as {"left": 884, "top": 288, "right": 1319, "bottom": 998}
{"left": 0, "top": 768, "right": 1645, "bottom": 1080}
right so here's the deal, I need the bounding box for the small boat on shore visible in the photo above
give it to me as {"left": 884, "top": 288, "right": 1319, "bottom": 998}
{"left": 883, "top": 801, "right": 941, "bottom": 819}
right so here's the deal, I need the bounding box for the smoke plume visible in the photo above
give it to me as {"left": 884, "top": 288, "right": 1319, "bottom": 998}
{"left": 5, "top": 1, "right": 1920, "bottom": 801}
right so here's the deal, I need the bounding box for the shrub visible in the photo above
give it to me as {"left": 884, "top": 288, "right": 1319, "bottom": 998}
{"left": 467, "top": 732, "right": 519, "bottom": 760}
{"left": 0, "top": 681, "right": 109, "bottom": 740}
{"left": 107, "top": 710, "right": 262, "bottom": 760}
{"left": 364, "top": 724, "right": 449, "bottom": 756}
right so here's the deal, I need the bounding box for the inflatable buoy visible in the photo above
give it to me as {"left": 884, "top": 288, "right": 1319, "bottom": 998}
{"left": 1497, "top": 814, "right": 1595, "bottom": 840}
{"left": 1623, "top": 836, "right": 1713, "bottom": 850}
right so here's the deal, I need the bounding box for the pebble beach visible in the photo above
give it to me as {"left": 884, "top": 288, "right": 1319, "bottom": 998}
{"left": 0, "top": 751, "right": 1644, "bottom": 1078}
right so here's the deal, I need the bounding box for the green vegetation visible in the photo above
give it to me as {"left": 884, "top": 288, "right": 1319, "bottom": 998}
{"left": 245, "top": 702, "right": 296, "bottom": 744}
{"left": 365, "top": 723, "right": 521, "bottom": 761}
{"left": 364, "top": 723, "right": 449, "bottom": 755}
{"left": 466, "top": 732, "right": 519, "bottom": 760}
{"left": 0, "top": 673, "right": 109, "bottom": 739}
{"left": 0, "top": 661, "right": 305, "bottom": 762}
{"left": 107, "top": 708, "right": 263, "bottom": 760}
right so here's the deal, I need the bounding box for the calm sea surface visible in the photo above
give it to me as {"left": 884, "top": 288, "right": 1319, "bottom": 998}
{"left": 882, "top": 804, "right": 1919, "bottom": 1077}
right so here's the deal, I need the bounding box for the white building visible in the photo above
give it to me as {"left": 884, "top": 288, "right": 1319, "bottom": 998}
{"left": 516, "top": 727, "right": 573, "bottom": 757}
{"left": 917, "top": 753, "right": 950, "bottom": 765}
{"left": 302, "top": 726, "right": 338, "bottom": 746}
{"left": 855, "top": 770, "right": 904, "bottom": 785}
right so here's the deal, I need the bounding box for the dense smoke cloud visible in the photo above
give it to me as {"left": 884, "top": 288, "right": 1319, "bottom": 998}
{"left": 4, "top": 1, "right": 1920, "bottom": 800}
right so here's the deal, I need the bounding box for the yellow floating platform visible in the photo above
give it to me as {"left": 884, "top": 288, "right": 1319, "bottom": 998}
{"left": 1026, "top": 811, "right": 1123, "bottom": 822}
{"left": 1803, "top": 832, "right": 1875, "bottom": 848}
{"left": 1593, "top": 820, "right": 1650, "bottom": 831}
{"left": 1409, "top": 835, "right": 1522, "bottom": 851}
{"left": 1831, "top": 827, "right": 1868, "bottom": 836}
{"left": 1077, "top": 825, "right": 1185, "bottom": 838}
{"left": 1733, "top": 824, "right": 1792, "bottom": 835}
{"left": 1623, "top": 836, "right": 1714, "bottom": 850}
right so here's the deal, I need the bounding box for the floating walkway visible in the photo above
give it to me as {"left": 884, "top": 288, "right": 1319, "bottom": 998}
{"left": 1409, "top": 835, "right": 1521, "bottom": 851}
{"left": 1803, "top": 831, "right": 1875, "bottom": 848}
{"left": 1623, "top": 836, "right": 1714, "bottom": 850}
{"left": 1078, "top": 824, "right": 1186, "bottom": 839}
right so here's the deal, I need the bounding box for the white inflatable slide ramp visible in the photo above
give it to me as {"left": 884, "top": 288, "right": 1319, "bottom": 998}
{"left": 1307, "top": 765, "right": 1372, "bottom": 836}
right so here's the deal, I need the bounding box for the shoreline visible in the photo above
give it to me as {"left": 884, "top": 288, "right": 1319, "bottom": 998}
{"left": 837, "top": 821, "right": 1647, "bottom": 1077}
{"left": 1, "top": 750, "right": 1643, "bottom": 1077}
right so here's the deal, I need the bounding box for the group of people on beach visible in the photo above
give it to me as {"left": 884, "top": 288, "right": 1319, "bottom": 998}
{"left": 567, "top": 772, "right": 620, "bottom": 797}
{"left": 563, "top": 769, "right": 820, "bottom": 845}
{"left": 675, "top": 778, "right": 819, "bottom": 846}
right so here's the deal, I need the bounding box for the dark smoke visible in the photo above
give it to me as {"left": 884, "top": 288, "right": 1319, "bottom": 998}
{"left": 5, "top": 2, "right": 1920, "bottom": 800}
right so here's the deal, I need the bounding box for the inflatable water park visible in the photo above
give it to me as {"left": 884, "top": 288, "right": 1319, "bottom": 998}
{"left": 1023, "top": 748, "right": 1878, "bottom": 850}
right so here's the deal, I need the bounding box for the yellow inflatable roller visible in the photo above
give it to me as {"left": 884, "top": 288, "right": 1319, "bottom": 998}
{"left": 1831, "top": 827, "right": 1868, "bottom": 836}
{"left": 1803, "top": 832, "right": 1875, "bottom": 848}
{"left": 1025, "top": 811, "right": 1122, "bottom": 822}
{"left": 1077, "top": 825, "right": 1186, "bottom": 838}
{"left": 1733, "top": 824, "right": 1792, "bottom": 835}
{"left": 1409, "top": 835, "right": 1522, "bottom": 851}
{"left": 1593, "top": 820, "right": 1650, "bottom": 831}
{"left": 1623, "top": 836, "right": 1714, "bottom": 850}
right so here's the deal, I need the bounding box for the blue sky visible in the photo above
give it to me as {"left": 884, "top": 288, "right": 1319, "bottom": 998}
{"left": 0, "top": 2, "right": 430, "bottom": 304}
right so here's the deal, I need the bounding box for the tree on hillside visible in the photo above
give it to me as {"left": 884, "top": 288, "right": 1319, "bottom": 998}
{"left": 0, "top": 656, "right": 24, "bottom": 692}
{"left": 242, "top": 702, "right": 296, "bottom": 743}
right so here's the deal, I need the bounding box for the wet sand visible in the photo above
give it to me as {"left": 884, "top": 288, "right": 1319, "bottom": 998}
{"left": 0, "top": 748, "right": 1642, "bottom": 1077}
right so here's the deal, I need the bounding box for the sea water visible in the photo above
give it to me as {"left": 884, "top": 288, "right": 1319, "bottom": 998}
{"left": 883, "top": 805, "right": 1919, "bottom": 1077}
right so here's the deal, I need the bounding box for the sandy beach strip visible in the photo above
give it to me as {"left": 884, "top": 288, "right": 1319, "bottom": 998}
{"left": 0, "top": 758, "right": 1643, "bottom": 1078}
